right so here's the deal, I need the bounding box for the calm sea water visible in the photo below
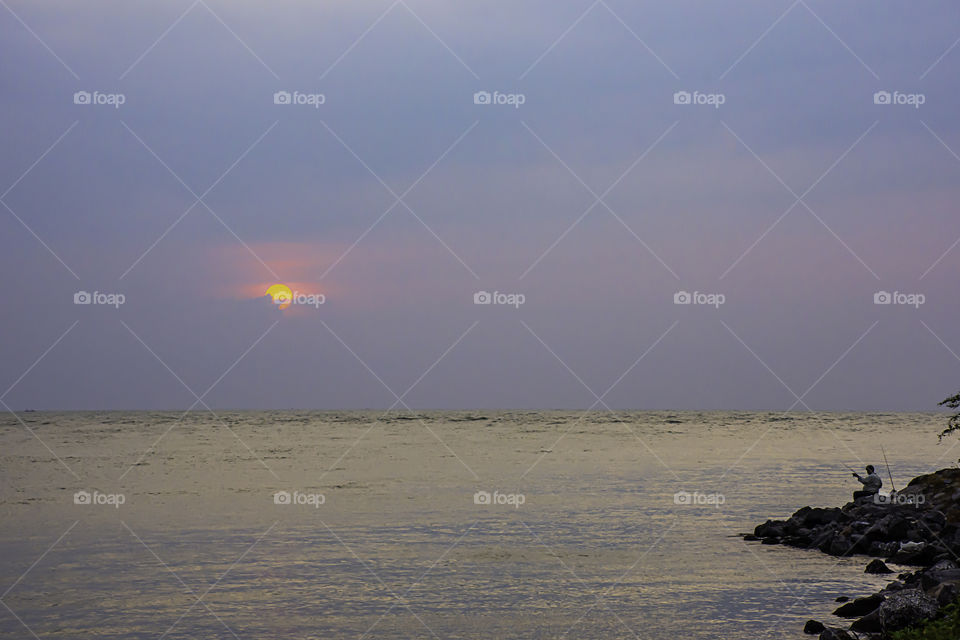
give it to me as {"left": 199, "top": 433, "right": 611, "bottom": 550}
{"left": 0, "top": 411, "right": 952, "bottom": 639}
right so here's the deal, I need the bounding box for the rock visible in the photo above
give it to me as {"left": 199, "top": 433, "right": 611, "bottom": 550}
{"left": 868, "top": 540, "right": 899, "bottom": 556}
{"left": 849, "top": 608, "right": 881, "bottom": 633}
{"left": 921, "top": 568, "right": 960, "bottom": 590}
{"left": 865, "top": 559, "right": 893, "bottom": 574}
{"left": 878, "top": 589, "right": 939, "bottom": 632}
{"left": 922, "top": 510, "right": 947, "bottom": 530}
{"left": 754, "top": 520, "right": 784, "bottom": 538}
{"left": 902, "top": 571, "right": 924, "bottom": 589}
{"left": 805, "top": 507, "right": 843, "bottom": 526}
{"left": 927, "top": 581, "right": 958, "bottom": 606}
{"left": 890, "top": 545, "right": 938, "bottom": 566}
{"left": 818, "top": 628, "right": 853, "bottom": 640}
{"left": 803, "top": 619, "right": 825, "bottom": 634}
{"left": 886, "top": 517, "right": 911, "bottom": 540}
{"left": 905, "top": 528, "right": 925, "bottom": 542}
{"left": 786, "top": 534, "right": 813, "bottom": 547}
{"left": 814, "top": 531, "right": 836, "bottom": 553}
{"left": 827, "top": 536, "right": 852, "bottom": 556}
{"left": 833, "top": 593, "right": 884, "bottom": 617}
{"left": 746, "top": 467, "right": 960, "bottom": 637}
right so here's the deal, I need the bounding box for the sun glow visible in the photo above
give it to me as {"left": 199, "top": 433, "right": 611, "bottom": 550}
{"left": 265, "top": 283, "right": 293, "bottom": 309}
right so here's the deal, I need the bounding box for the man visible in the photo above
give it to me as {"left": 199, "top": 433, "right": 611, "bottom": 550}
{"left": 852, "top": 465, "right": 882, "bottom": 500}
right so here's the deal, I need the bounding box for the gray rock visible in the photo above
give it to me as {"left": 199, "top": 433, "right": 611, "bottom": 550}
{"left": 818, "top": 628, "right": 853, "bottom": 640}
{"left": 921, "top": 568, "right": 960, "bottom": 590}
{"left": 828, "top": 536, "right": 852, "bottom": 556}
{"left": 803, "top": 619, "right": 825, "bottom": 634}
{"left": 927, "top": 582, "right": 958, "bottom": 606}
{"left": 849, "top": 609, "right": 881, "bottom": 633}
{"left": 833, "top": 593, "right": 884, "bottom": 617}
{"left": 865, "top": 559, "right": 893, "bottom": 574}
{"left": 878, "top": 589, "right": 939, "bottom": 631}
{"left": 883, "top": 580, "right": 904, "bottom": 592}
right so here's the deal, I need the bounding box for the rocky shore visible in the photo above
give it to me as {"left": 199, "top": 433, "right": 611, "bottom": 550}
{"left": 744, "top": 468, "right": 960, "bottom": 638}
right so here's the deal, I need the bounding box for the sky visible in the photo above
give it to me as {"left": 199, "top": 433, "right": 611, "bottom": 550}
{"left": 1, "top": 0, "right": 959, "bottom": 411}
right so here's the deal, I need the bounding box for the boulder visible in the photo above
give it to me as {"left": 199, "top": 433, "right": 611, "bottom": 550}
{"left": 865, "top": 559, "right": 893, "bottom": 574}
{"left": 868, "top": 540, "right": 899, "bottom": 556}
{"left": 754, "top": 520, "right": 784, "bottom": 538}
{"left": 927, "top": 581, "right": 958, "bottom": 607}
{"left": 904, "top": 468, "right": 960, "bottom": 523}
{"left": 814, "top": 531, "right": 836, "bottom": 553}
{"left": 883, "top": 580, "right": 904, "bottom": 593}
{"left": 905, "top": 528, "right": 925, "bottom": 542}
{"left": 805, "top": 507, "right": 843, "bottom": 526}
{"left": 746, "top": 467, "right": 960, "bottom": 637}
{"left": 921, "top": 568, "right": 960, "bottom": 590}
{"left": 890, "top": 545, "right": 938, "bottom": 566}
{"left": 833, "top": 593, "right": 884, "bottom": 617}
{"left": 802, "top": 619, "right": 825, "bottom": 634}
{"left": 849, "top": 608, "right": 881, "bottom": 633}
{"left": 921, "top": 510, "right": 947, "bottom": 530}
{"left": 882, "top": 515, "right": 911, "bottom": 540}
{"left": 827, "top": 536, "right": 852, "bottom": 557}
{"left": 878, "top": 589, "right": 939, "bottom": 632}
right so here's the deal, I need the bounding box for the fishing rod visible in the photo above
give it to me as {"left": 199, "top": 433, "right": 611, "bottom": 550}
{"left": 881, "top": 445, "right": 897, "bottom": 493}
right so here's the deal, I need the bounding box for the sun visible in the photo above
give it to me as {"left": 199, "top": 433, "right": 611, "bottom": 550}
{"left": 265, "top": 284, "right": 293, "bottom": 309}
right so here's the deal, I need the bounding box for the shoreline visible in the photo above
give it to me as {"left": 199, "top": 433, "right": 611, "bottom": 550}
{"left": 745, "top": 468, "right": 960, "bottom": 638}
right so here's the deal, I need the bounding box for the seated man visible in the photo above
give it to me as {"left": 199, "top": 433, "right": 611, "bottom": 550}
{"left": 852, "top": 465, "right": 882, "bottom": 500}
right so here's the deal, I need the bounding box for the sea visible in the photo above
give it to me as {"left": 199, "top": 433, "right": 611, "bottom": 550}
{"left": 0, "top": 410, "right": 952, "bottom": 639}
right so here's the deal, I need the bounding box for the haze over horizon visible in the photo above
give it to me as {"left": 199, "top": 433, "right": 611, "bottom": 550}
{"left": 2, "top": 1, "right": 959, "bottom": 411}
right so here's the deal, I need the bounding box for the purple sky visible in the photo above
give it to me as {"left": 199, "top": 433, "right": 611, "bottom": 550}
{"left": 1, "top": 0, "right": 959, "bottom": 410}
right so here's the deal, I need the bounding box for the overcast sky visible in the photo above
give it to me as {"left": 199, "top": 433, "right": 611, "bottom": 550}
{"left": 1, "top": 0, "right": 959, "bottom": 410}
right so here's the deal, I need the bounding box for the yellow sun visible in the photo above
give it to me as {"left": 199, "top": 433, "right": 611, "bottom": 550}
{"left": 265, "top": 284, "right": 293, "bottom": 309}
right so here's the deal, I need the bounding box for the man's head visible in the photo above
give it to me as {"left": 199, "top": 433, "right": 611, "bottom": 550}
{"left": 866, "top": 465, "right": 875, "bottom": 474}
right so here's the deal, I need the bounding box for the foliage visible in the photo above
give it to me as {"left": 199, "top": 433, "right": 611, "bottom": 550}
{"left": 890, "top": 597, "right": 960, "bottom": 640}
{"left": 937, "top": 392, "right": 960, "bottom": 441}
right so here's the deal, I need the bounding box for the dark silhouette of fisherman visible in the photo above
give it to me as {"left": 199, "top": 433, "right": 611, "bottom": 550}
{"left": 852, "top": 465, "right": 882, "bottom": 500}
